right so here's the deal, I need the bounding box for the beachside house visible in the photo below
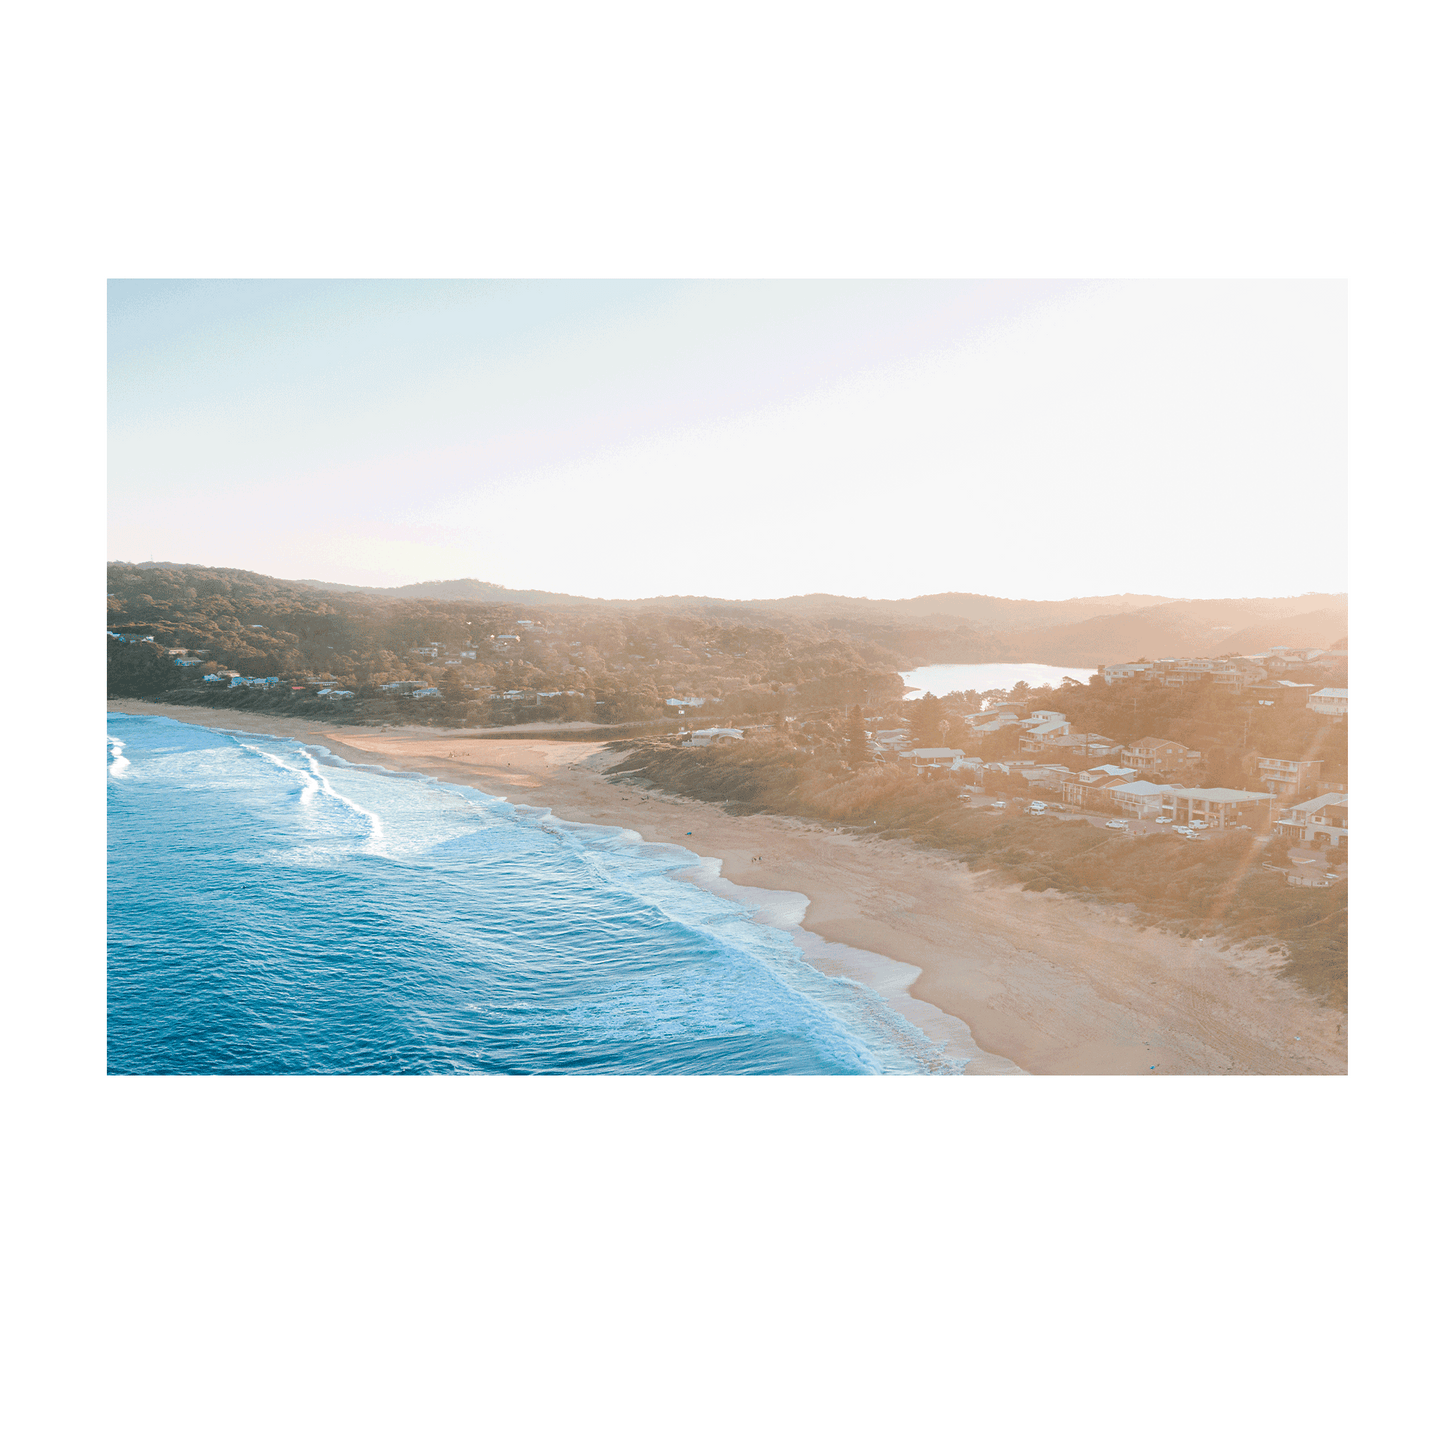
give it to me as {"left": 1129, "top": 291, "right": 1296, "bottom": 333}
{"left": 1273, "top": 792, "right": 1348, "bottom": 847}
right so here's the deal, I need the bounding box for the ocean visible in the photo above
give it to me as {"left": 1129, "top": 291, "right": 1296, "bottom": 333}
{"left": 107, "top": 713, "right": 981, "bottom": 1075}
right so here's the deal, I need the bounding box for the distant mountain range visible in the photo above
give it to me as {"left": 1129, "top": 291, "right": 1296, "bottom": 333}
{"left": 123, "top": 561, "right": 1346, "bottom": 665}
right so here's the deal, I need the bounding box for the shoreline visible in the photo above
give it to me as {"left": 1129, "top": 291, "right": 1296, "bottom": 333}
{"left": 108, "top": 702, "right": 1348, "bottom": 1075}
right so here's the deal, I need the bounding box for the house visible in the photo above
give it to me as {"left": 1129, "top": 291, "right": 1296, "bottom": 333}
{"left": 1258, "top": 647, "right": 1324, "bottom": 672}
{"left": 172, "top": 657, "right": 202, "bottom": 667}
{"left": 1020, "top": 712, "right": 1072, "bottom": 751}
{"left": 667, "top": 697, "right": 710, "bottom": 708}
{"left": 1102, "top": 662, "right": 1151, "bottom": 685}
{"left": 685, "top": 728, "right": 744, "bottom": 746}
{"left": 1307, "top": 688, "right": 1348, "bottom": 718}
{"left": 1253, "top": 756, "right": 1323, "bottom": 798}
{"left": 1021, "top": 764, "right": 1072, "bottom": 792}
{"left": 229, "top": 676, "right": 278, "bottom": 689}
{"left": 1158, "top": 787, "right": 1276, "bottom": 830}
{"left": 965, "top": 711, "right": 1021, "bottom": 736}
{"left": 1246, "top": 680, "right": 1314, "bottom": 706}
{"left": 1061, "top": 765, "right": 1138, "bottom": 810}
{"left": 1121, "top": 737, "right": 1201, "bottom": 775}
{"left": 1053, "top": 733, "right": 1120, "bottom": 758}
{"left": 1109, "top": 780, "right": 1171, "bottom": 818}
{"left": 412, "top": 687, "right": 441, "bottom": 698}
{"left": 1274, "top": 792, "right": 1348, "bottom": 847}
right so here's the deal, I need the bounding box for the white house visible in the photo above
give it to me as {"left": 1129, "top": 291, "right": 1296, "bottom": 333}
{"left": 1102, "top": 662, "right": 1151, "bottom": 685}
{"left": 1109, "top": 780, "right": 1170, "bottom": 818}
{"left": 1307, "top": 688, "right": 1348, "bottom": 718}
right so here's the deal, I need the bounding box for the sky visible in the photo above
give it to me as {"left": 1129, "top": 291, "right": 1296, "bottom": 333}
{"left": 108, "top": 280, "right": 1345, "bottom": 600}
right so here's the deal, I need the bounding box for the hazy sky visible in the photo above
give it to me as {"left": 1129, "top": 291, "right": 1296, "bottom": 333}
{"left": 108, "top": 280, "right": 1345, "bottom": 600}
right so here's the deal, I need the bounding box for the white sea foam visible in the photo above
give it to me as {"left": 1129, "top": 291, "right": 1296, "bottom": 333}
{"left": 107, "top": 735, "right": 130, "bottom": 778}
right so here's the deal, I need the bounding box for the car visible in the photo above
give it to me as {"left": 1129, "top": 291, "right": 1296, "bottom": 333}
{"left": 990, "top": 800, "right": 1007, "bottom": 809}
{"left": 1154, "top": 817, "right": 1170, "bottom": 825}
{"left": 1106, "top": 820, "right": 1129, "bottom": 829}
{"left": 1173, "top": 825, "right": 1196, "bottom": 835}
{"left": 1178, "top": 830, "right": 1199, "bottom": 839}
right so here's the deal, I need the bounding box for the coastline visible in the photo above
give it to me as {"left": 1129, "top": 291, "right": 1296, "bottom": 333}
{"left": 108, "top": 703, "right": 1347, "bottom": 1075}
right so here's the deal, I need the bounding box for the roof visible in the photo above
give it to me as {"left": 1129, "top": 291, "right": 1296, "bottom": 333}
{"left": 1311, "top": 688, "right": 1348, "bottom": 699}
{"left": 1163, "top": 787, "right": 1274, "bottom": 802}
{"left": 1085, "top": 764, "right": 1136, "bottom": 777}
{"left": 1290, "top": 792, "right": 1349, "bottom": 812}
{"left": 1110, "top": 781, "right": 1168, "bottom": 796}
{"left": 1127, "top": 736, "right": 1188, "bottom": 750}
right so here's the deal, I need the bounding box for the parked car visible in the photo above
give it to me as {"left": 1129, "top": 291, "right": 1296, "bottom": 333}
{"left": 1106, "top": 820, "right": 1129, "bottom": 829}
{"left": 990, "top": 801, "right": 1007, "bottom": 809}
{"left": 1173, "top": 826, "right": 1194, "bottom": 835}
{"left": 1154, "top": 817, "right": 1171, "bottom": 824}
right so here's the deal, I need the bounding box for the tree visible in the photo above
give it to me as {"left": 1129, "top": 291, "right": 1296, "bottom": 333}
{"left": 909, "top": 693, "right": 946, "bottom": 747}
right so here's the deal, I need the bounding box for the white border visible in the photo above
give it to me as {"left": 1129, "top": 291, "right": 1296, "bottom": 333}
{"left": 50, "top": 231, "right": 1392, "bottom": 1127}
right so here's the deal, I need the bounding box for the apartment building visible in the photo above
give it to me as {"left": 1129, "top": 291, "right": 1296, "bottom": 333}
{"left": 1253, "top": 756, "right": 1323, "bottom": 798}
{"left": 1158, "top": 787, "right": 1275, "bottom": 830}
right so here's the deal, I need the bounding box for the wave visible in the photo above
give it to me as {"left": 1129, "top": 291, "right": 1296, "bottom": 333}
{"left": 106, "top": 735, "right": 130, "bottom": 778}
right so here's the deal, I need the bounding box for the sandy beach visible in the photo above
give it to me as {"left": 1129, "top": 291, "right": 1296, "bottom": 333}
{"left": 110, "top": 703, "right": 1348, "bottom": 1075}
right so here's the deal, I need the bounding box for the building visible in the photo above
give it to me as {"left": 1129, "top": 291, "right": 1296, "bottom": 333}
{"left": 1109, "top": 780, "right": 1170, "bottom": 818}
{"left": 1062, "top": 765, "right": 1138, "bottom": 810}
{"left": 1121, "top": 737, "right": 1201, "bottom": 776}
{"left": 1253, "top": 756, "right": 1323, "bottom": 798}
{"left": 1102, "top": 662, "right": 1151, "bottom": 685}
{"left": 1307, "top": 688, "right": 1348, "bottom": 718}
{"left": 1020, "top": 712, "right": 1072, "bottom": 750}
{"left": 1158, "top": 787, "right": 1275, "bottom": 830}
{"left": 1274, "top": 792, "right": 1348, "bottom": 847}
{"left": 228, "top": 676, "right": 278, "bottom": 689}
{"left": 1053, "top": 733, "right": 1120, "bottom": 758}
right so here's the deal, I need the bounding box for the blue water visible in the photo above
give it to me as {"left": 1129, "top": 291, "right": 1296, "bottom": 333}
{"left": 107, "top": 714, "right": 955, "bottom": 1074}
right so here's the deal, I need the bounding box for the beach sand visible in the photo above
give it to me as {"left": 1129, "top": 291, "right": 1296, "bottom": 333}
{"left": 110, "top": 704, "right": 1348, "bottom": 1075}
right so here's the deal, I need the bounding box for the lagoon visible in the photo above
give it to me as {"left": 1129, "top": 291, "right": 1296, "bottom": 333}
{"left": 899, "top": 662, "right": 1092, "bottom": 697}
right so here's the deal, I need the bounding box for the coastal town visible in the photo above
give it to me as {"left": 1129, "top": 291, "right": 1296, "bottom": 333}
{"left": 106, "top": 561, "right": 1347, "bottom": 1004}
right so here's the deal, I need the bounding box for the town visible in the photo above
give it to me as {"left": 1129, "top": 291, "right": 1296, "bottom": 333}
{"left": 106, "top": 562, "right": 1346, "bottom": 1003}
